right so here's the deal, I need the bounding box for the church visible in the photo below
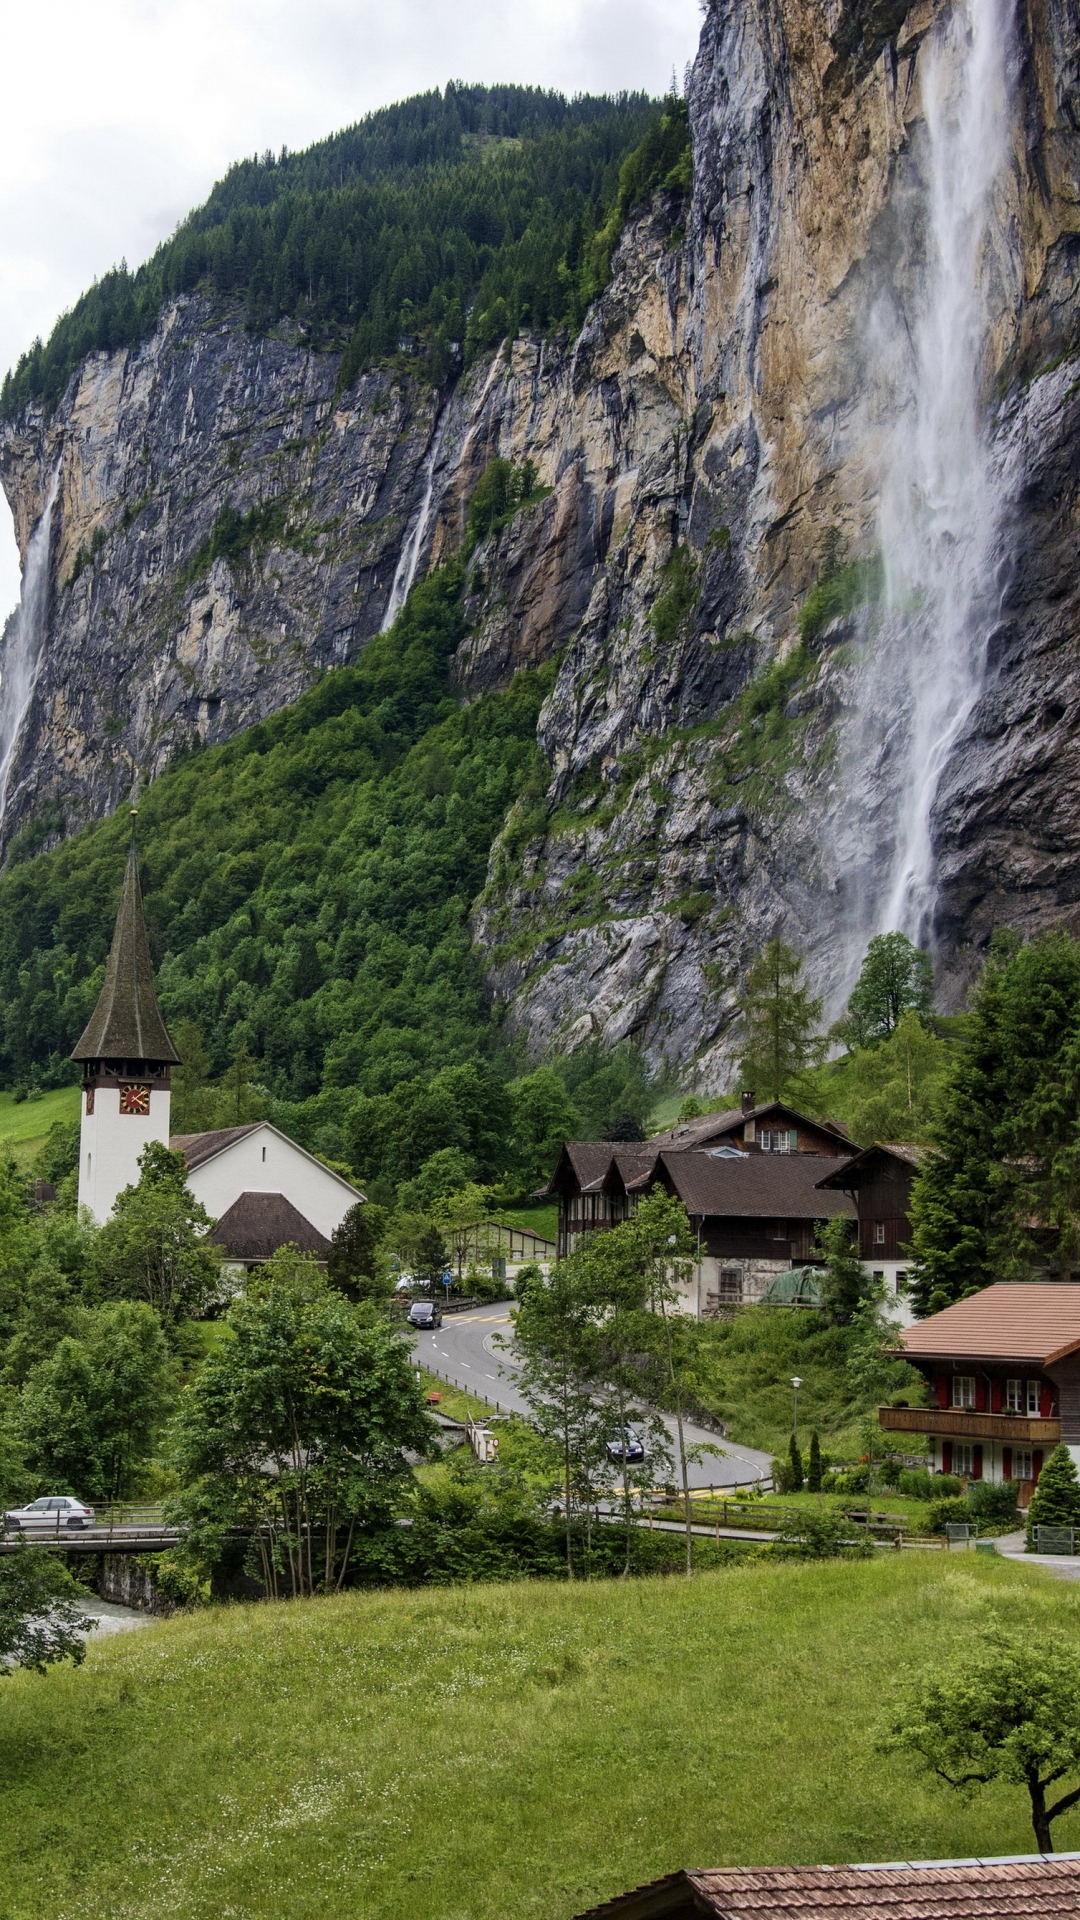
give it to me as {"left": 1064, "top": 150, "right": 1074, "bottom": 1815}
{"left": 70, "top": 820, "right": 363, "bottom": 1261}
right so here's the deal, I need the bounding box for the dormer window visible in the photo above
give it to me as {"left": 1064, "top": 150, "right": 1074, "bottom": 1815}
{"left": 760, "top": 1129, "right": 796, "bottom": 1154}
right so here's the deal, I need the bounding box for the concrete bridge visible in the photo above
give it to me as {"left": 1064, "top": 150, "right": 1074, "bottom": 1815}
{"left": 1, "top": 1506, "right": 179, "bottom": 1555}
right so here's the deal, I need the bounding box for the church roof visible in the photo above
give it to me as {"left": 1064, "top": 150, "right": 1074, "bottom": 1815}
{"left": 172, "top": 1124, "right": 262, "bottom": 1171}
{"left": 71, "top": 832, "right": 180, "bottom": 1064}
{"left": 208, "top": 1191, "right": 332, "bottom": 1263}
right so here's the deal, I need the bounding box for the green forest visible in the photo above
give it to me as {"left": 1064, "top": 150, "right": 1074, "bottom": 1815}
{"left": 1, "top": 83, "right": 690, "bottom": 418}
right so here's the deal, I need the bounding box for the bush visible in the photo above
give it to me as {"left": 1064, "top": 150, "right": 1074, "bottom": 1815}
{"left": 927, "top": 1496, "right": 971, "bottom": 1535}
{"left": 897, "top": 1467, "right": 935, "bottom": 1500}
{"left": 773, "top": 1511, "right": 875, "bottom": 1561}
{"left": 933, "top": 1472, "right": 963, "bottom": 1497}
{"left": 967, "top": 1479, "right": 1019, "bottom": 1526}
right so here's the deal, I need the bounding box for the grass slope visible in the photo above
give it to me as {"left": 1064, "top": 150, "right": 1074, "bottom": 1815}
{"left": 1, "top": 1555, "right": 1075, "bottom": 1919}
{"left": 0, "top": 1085, "right": 80, "bottom": 1162}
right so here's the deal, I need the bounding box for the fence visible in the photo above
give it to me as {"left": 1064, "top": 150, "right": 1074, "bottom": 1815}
{"left": 1034, "top": 1524, "right": 1077, "bottom": 1556}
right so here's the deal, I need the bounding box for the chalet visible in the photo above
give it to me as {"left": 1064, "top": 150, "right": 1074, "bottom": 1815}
{"left": 816, "top": 1142, "right": 923, "bottom": 1326}
{"left": 573, "top": 1858, "right": 1080, "bottom": 1918}
{"left": 880, "top": 1283, "right": 1080, "bottom": 1497}
{"left": 648, "top": 1092, "right": 854, "bottom": 1158}
{"left": 543, "top": 1143, "right": 855, "bottom": 1314}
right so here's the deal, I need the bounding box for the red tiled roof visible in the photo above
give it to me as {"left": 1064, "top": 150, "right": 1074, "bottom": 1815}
{"left": 900, "top": 1283, "right": 1080, "bottom": 1365}
{"left": 574, "top": 1857, "right": 1080, "bottom": 1918}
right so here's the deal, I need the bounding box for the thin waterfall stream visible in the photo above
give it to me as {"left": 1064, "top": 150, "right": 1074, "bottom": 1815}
{"left": 381, "top": 408, "right": 450, "bottom": 631}
{"left": 0, "top": 465, "right": 60, "bottom": 840}
{"left": 835, "top": 0, "right": 1016, "bottom": 981}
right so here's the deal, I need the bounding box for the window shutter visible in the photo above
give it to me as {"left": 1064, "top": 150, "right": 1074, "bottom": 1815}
{"left": 788, "top": 1129, "right": 798, "bottom": 1152}
{"left": 972, "top": 1444, "right": 983, "bottom": 1480}
{"left": 942, "top": 1440, "right": 953, "bottom": 1475}
{"left": 991, "top": 1378, "right": 1002, "bottom": 1413}
{"left": 975, "top": 1377, "right": 986, "bottom": 1412}
{"left": 1003, "top": 1446, "right": 1013, "bottom": 1480}
{"left": 937, "top": 1376, "right": 949, "bottom": 1409}
{"left": 1033, "top": 1449, "right": 1044, "bottom": 1483}
{"left": 1040, "top": 1382, "right": 1053, "bottom": 1419}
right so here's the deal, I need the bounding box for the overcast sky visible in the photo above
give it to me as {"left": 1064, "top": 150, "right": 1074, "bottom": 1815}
{"left": 0, "top": 0, "right": 702, "bottom": 619}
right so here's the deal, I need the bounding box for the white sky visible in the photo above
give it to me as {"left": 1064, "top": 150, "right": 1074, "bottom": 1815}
{"left": 0, "top": 0, "right": 702, "bottom": 620}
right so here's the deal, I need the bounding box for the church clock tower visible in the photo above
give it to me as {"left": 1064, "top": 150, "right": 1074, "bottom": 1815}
{"left": 70, "top": 813, "right": 181, "bottom": 1222}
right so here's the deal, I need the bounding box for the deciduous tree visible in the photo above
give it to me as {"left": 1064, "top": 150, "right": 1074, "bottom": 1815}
{"left": 0, "top": 1544, "right": 91, "bottom": 1677}
{"left": 94, "top": 1142, "right": 223, "bottom": 1324}
{"left": 844, "top": 933, "right": 933, "bottom": 1049}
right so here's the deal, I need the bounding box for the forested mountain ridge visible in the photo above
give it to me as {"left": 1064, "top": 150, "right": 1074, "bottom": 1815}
{"left": 2, "top": 3, "right": 1080, "bottom": 1093}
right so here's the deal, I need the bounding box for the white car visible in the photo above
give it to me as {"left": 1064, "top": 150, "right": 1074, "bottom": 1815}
{"left": 4, "top": 1496, "right": 95, "bottom": 1531}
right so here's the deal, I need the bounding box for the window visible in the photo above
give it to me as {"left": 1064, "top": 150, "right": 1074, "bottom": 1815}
{"left": 1011, "top": 1449, "right": 1033, "bottom": 1481}
{"left": 262, "top": 1145, "right": 266, "bottom": 1162}
{"left": 1005, "top": 1378, "right": 1022, "bottom": 1411}
{"left": 894, "top": 1270, "right": 908, "bottom": 1294}
{"left": 953, "top": 1442, "right": 974, "bottom": 1477}
{"left": 873, "top": 1221, "right": 886, "bottom": 1245}
{"left": 1027, "top": 1379, "right": 1042, "bottom": 1417}
{"left": 772, "top": 1219, "right": 787, "bottom": 1240}
{"left": 718, "top": 1268, "right": 742, "bottom": 1302}
{"left": 760, "top": 1129, "right": 795, "bottom": 1153}
{"left": 872, "top": 1270, "right": 885, "bottom": 1282}
{"left": 952, "top": 1376, "right": 976, "bottom": 1409}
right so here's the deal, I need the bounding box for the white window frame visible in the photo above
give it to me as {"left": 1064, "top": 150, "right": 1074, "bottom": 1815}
{"left": 1026, "top": 1379, "right": 1042, "bottom": 1417}
{"left": 1012, "top": 1449, "right": 1033, "bottom": 1481}
{"left": 952, "top": 1375, "right": 976, "bottom": 1410}
{"left": 873, "top": 1221, "right": 886, "bottom": 1245}
{"left": 953, "top": 1442, "right": 974, "bottom": 1477}
{"left": 1005, "top": 1378, "right": 1022, "bottom": 1411}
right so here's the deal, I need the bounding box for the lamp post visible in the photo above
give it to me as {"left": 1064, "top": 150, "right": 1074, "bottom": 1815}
{"left": 790, "top": 1376, "right": 804, "bottom": 1440}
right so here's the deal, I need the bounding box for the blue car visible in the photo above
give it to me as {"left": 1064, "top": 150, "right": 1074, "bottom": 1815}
{"left": 606, "top": 1430, "right": 645, "bottom": 1464}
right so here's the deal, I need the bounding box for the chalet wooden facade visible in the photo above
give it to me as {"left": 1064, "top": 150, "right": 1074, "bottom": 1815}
{"left": 648, "top": 1094, "right": 854, "bottom": 1159}
{"left": 816, "top": 1143, "right": 923, "bottom": 1327}
{"left": 881, "top": 1283, "right": 1080, "bottom": 1497}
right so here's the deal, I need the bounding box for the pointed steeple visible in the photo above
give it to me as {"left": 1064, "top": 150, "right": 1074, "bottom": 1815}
{"left": 71, "top": 813, "right": 180, "bottom": 1064}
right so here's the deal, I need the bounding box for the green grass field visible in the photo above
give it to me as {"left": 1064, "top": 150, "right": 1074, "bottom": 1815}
{"left": 1, "top": 1554, "right": 1075, "bottom": 1919}
{"left": 0, "top": 1084, "right": 80, "bottom": 1163}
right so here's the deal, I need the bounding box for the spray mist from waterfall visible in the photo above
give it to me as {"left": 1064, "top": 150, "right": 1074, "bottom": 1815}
{"left": 844, "top": 0, "right": 1015, "bottom": 970}
{"left": 0, "top": 465, "right": 61, "bottom": 838}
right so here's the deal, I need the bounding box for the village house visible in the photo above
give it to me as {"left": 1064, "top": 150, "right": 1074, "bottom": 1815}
{"left": 572, "top": 1858, "right": 1080, "bottom": 1918}
{"left": 815, "top": 1142, "right": 923, "bottom": 1327}
{"left": 879, "top": 1282, "right": 1080, "bottom": 1498}
{"left": 647, "top": 1093, "right": 854, "bottom": 1158}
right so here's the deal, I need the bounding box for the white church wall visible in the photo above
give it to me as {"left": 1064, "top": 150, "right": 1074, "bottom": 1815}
{"left": 78, "top": 1083, "right": 171, "bottom": 1224}
{"left": 184, "top": 1124, "right": 360, "bottom": 1237}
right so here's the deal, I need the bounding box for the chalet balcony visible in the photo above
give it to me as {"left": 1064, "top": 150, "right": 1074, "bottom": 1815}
{"left": 879, "top": 1405, "right": 1061, "bottom": 1445}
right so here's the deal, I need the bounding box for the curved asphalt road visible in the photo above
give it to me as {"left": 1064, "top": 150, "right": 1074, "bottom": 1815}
{"left": 410, "top": 1305, "right": 773, "bottom": 1489}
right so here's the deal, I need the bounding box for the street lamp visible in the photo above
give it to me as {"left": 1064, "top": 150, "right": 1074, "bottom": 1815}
{"left": 790, "top": 1376, "right": 804, "bottom": 1439}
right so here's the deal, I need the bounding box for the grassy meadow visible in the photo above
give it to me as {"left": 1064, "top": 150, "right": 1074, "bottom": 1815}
{"left": 1, "top": 1553, "right": 1076, "bottom": 1919}
{"left": 0, "top": 1084, "right": 80, "bottom": 1163}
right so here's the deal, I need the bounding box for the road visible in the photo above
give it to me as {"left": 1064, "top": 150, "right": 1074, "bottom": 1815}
{"left": 409, "top": 1305, "right": 774, "bottom": 1490}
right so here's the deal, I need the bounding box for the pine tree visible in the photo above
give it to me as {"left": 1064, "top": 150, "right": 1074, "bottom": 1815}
{"left": 807, "top": 1430, "right": 823, "bottom": 1493}
{"left": 737, "top": 939, "right": 825, "bottom": 1102}
{"left": 1026, "top": 1444, "right": 1080, "bottom": 1546}
{"left": 789, "top": 1433, "right": 804, "bottom": 1492}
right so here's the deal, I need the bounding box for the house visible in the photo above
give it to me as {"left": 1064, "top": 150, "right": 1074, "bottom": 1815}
{"left": 573, "top": 1857, "right": 1080, "bottom": 1918}
{"left": 816, "top": 1142, "right": 924, "bottom": 1326}
{"left": 542, "top": 1143, "right": 856, "bottom": 1314}
{"left": 648, "top": 1092, "right": 854, "bottom": 1158}
{"left": 71, "top": 821, "right": 363, "bottom": 1246}
{"left": 879, "top": 1282, "right": 1080, "bottom": 1497}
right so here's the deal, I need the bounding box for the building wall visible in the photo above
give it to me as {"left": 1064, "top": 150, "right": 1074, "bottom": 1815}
{"left": 184, "top": 1124, "right": 359, "bottom": 1237}
{"left": 78, "top": 1082, "right": 171, "bottom": 1223}
{"left": 862, "top": 1260, "right": 917, "bottom": 1328}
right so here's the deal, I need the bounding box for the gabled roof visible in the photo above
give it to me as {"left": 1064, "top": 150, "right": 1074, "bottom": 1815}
{"left": 647, "top": 1102, "right": 854, "bottom": 1155}
{"left": 71, "top": 834, "right": 180, "bottom": 1063}
{"left": 208, "top": 1192, "right": 331, "bottom": 1263}
{"left": 649, "top": 1152, "right": 856, "bottom": 1221}
{"left": 900, "top": 1283, "right": 1080, "bottom": 1365}
{"left": 171, "top": 1120, "right": 364, "bottom": 1198}
{"left": 574, "top": 1857, "right": 1080, "bottom": 1919}
{"left": 815, "top": 1142, "right": 926, "bottom": 1190}
{"left": 539, "top": 1142, "right": 654, "bottom": 1197}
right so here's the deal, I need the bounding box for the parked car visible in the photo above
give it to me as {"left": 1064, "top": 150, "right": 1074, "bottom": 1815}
{"left": 4, "top": 1496, "right": 95, "bottom": 1531}
{"left": 408, "top": 1300, "right": 443, "bottom": 1329}
{"left": 606, "top": 1430, "right": 645, "bottom": 1464}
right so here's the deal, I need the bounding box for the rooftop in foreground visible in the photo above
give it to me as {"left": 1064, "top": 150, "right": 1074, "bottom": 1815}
{"left": 574, "top": 1855, "right": 1080, "bottom": 1917}
{"left": 899, "top": 1283, "right": 1080, "bottom": 1364}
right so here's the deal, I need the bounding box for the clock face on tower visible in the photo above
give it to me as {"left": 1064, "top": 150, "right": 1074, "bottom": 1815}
{"left": 118, "top": 1084, "right": 151, "bottom": 1116}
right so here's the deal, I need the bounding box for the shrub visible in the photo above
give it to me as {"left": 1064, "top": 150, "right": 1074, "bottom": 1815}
{"left": 789, "top": 1434, "right": 804, "bottom": 1492}
{"left": 1027, "top": 1443, "right": 1080, "bottom": 1547}
{"left": 773, "top": 1511, "right": 874, "bottom": 1560}
{"left": 898, "top": 1467, "right": 935, "bottom": 1500}
{"left": 967, "top": 1479, "right": 1019, "bottom": 1526}
{"left": 927, "top": 1496, "right": 971, "bottom": 1535}
{"left": 807, "top": 1431, "right": 823, "bottom": 1494}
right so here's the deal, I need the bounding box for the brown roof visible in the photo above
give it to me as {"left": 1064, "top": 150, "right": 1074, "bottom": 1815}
{"left": 208, "top": 1192, "right": 331, "bottom": 1263}
{"left": 71, "top": 835, "right": 180, "bottom": 1063}
{"left": 648, "top": 1103, "right": 854, "bottom": 1155}
{"left": 650, "top": 1152, "right": 857, "bottom": 1222}
{"left": 574, "top": 1857, "right": 1080, "bottom": 1918}
{"left": 815, "top": 1143, "right": 926, "bottom": 1191}
{"left": 171, "top": 1124, "right": 261, "bottom": 1171}
{"left": 541, "top": 1142, "right": 655, "bottom": 1197}
{"left": 900, "top": 1283, "right": 1080, "bottom": 1365}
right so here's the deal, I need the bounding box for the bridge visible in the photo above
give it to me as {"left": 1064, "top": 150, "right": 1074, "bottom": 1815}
{"left": 0, "top": 1505, "right": 179, "bottom": 1555}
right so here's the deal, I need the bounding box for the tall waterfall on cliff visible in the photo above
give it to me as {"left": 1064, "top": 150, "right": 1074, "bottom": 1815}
{"left": 0, "top": 467, "right": 60, "bottom": 837}
{"left": 853, "top": 0, "right": 1015, "bottom": 958}
{"left": 381, "top": 409, "right": 450, "bottom": 632}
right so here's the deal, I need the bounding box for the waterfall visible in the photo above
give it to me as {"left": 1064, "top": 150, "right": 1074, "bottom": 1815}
{"left": 847, "top": 0, "right": 1015, "bottom": 959}
{"left": 380, "top": 408, "right": 450, "bottom": 632}
{"left": 0, "top": 465, "right": 60, "bottom": 839}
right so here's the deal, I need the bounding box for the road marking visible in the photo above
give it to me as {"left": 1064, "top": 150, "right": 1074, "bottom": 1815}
{"left": 451, "top": 1315, "right": 510, "bottom": 1324}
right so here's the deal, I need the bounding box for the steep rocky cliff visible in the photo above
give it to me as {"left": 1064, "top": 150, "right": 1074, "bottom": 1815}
{"left": 2, "top": 0, "right": 1079, "bottom": 1084}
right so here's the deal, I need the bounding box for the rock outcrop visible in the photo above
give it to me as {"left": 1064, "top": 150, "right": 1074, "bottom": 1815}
{"left": 2, "top": 0, "right": 1079, "bottom": 1082}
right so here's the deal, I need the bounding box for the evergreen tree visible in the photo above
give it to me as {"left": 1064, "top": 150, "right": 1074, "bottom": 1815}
{"left": 909, "top": 933, "right": 1080, "bottom": 1313}
{"left": 816, "top": 1216, "right": 872, "bottom": 1327}
{"left": 844, "top": 932, "right": 933, "bottom": 1049}
{"left": 807, "top": 1430, "right": 823, "bottom": 1493}
{"left": 1026, "top": 1444, "right": 1080, "bottom": 1546}
{"left": 737, "top": 939, "right": 824, "bottom": 1102}
{"left": 789, "top": 1433, "right": 804, "bottom": 1492}
{"left": 326, "top": 1202, "right": 389, "bottom": 1303}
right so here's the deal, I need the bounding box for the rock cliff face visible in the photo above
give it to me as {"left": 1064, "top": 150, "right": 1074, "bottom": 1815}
{"left": 2, "top": 0, "right": 1079, "bottom": 1082}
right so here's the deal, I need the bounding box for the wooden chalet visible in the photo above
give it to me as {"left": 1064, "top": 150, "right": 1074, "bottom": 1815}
{"left": 816, "top": 1142, "right": 924, "bottom": 1326}
{"left": 881, "top": 1283, "right": 1080, "bottom": 1497}
{"left": 648, "top": 1092, "right": 854, "bottom": 1158}
{"left": 543, "top": 1142, "right": 855, "bottom": 1314}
